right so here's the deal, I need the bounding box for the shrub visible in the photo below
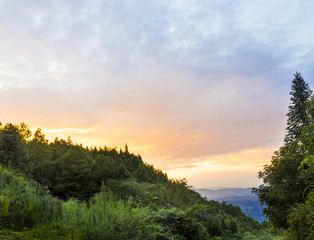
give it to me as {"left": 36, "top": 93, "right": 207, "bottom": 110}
{"left": 0, "top": 165, "right": 61, "bottom": 229}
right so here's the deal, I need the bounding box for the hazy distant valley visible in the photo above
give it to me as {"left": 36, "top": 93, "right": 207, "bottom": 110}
{"left": 195, "top": 188, "right": 265, "bottom": 222}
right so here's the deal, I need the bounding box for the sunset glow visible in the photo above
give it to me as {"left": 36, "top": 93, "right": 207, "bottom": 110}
{"left": 1, "top": 0, "right": 314, "bottom": 188}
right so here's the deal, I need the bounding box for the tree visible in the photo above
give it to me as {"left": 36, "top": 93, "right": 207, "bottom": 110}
{"left": 31, "top": 128, "right": 48, "bottom": 144}
{"left": 253, "top": 73, "right": 313, "bottom": 229}
{"left": 124, "top": 143, "right": 129, "bottom": 154}
{"left": 284, "top": 72, "right": 312, "bottom": 144}
{"left": 52, "top": 148, "right": 97, "bottom": 200}
{"left": 0, "top": 123, "right": 32, "bottom": 174}
{"left": 17, "top": 122, "right": 32, "bottom": 142}
{"left": 252, "top": 148, "right": 307, "bottom": 228}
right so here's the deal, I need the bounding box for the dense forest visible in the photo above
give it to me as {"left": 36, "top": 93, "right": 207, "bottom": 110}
{"left": 0, "top": 126, "right": 269, "bottom": 240}
{"left": 0, "top": 72, "right": 312, "bottom": 239}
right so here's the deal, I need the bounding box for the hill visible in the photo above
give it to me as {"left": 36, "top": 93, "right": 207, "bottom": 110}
{"left": 0, "top": 122, "right": 275, "bottom": 239}
{"left": 195, "top": 188, "right": 265, "bottom": 222}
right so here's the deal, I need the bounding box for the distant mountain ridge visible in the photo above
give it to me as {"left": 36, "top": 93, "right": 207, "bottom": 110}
{"left": 195, "top": 188, "right": 265, "bottom": 222}
{"left": 195, "top": 188, "right": 253, "bottom": 199}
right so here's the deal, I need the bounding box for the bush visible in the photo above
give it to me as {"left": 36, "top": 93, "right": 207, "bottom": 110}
{"left": 0, "top": 165, "right": 61, "bottom": 229}
{"left": 62, "top": 186, "right": 163, "bottom": 240}
{"left": 287, "top": 191, "right": 314, "bottom": 240}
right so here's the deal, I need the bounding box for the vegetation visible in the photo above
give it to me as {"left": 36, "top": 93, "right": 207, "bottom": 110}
{"left": 213, "top": 194, "right": 265, "bottom": 223}
{"left": 0, "top": 124, "right": 271, "bottom": 239}
{"left": 253, "top": 72, "right": 314, "bottom": 239}
{"left": 2, "top": 72, "right": 312, "bottom": 239}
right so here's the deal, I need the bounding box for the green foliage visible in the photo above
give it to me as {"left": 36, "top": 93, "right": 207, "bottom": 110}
{"left": 61, "top": 186, "right": 165, "bottom": 240}
{"left": 152, "top": 207, "right": 209, "bottom": 240}
{"left": 107, "top": 178, "right": 207, "bottom": 210}
{"left": 52, "top": 148, "right": 97, "bottom": 200}
{"left": 0, "top": 123, "right": 32, "bottom": 175}
{"left": 242, "top": 231, "right": 279, "bottom": 240}
{"left": 0, "top": 166, "right": 61, "bottom": 229}
{"left": 285, "top": 72, "right": 312, "bottom": 144}
{"left": 0, "top": 121, "right": 269, "bottom": 239}
{"left": 253, "top": 147, "right": 307, "bottom": 228}
{"left": 287, "top": 191, "right": 314, "bottom": 240}
{"left": 254, "top": 73, "right": 314, "bottom": 238}
{"left": 31, "top": 128, "right": 48, "bottom": 144}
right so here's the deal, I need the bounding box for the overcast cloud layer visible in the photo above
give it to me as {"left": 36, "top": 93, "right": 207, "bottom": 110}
{"left": 0, "top": 0, "right": 314, "bottom": 188}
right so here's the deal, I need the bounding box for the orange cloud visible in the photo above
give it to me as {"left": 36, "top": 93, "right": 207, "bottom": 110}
{"left": 2, "top": 0, "right": 311, "bottom": 188}
{"left": 162, "top": 147, "right": 277, "bottom": 188}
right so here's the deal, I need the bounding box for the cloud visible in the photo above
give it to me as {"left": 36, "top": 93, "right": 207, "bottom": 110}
{"left": 0, "top": 0, "right": 314, "bottom": 187}
{"left": 189, "top": 170, "right": 263, "bottom": 189}
{"left": 164, "top": 146, "right": 276, "bottom": 188}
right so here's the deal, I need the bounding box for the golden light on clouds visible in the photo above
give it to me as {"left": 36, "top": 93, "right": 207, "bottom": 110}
{"left": 2, "top": 114, "right": 282, "bottom": 188}
{"left": 163, "top": 147, "right": 277, "bottom": 188}
{"left": 32, "top": 128, "right": 90, "bottom": 134}
{"left": 1, "top": 0, "right": 313, "bottom": 188}
{"left": 129, "top": 145, "right": 151, "bottom": 150}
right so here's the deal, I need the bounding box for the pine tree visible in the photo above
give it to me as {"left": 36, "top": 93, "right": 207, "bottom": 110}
{"left": 253, "top": 73, "right": 313, "bottom": 229}
{"left": 284, "top": 72, "right": 312, "bottom": 144}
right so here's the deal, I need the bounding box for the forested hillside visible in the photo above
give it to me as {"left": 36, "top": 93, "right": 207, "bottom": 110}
{"left": 0, "top": 123, "right": 271, "bottom": 239}
{"left": 253, "top": 72, "right": 314, "bottom": 240}
{"left": 2, "top": 72, "right": 311, "bottom": 239}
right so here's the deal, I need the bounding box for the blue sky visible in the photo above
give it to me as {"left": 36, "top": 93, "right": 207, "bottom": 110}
{"left": 0, "top": 0, "right": 313, "bottom": 188}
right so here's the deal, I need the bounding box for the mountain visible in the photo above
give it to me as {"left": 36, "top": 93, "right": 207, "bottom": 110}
{"left": 0, "top": 123, "right": 268, "bottom": 239}
{"left": 195, "top": 188, "right": 265, "bottom": 222}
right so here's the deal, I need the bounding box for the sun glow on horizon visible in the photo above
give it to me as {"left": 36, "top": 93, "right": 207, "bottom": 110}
{"left": 1, "top": 118, "right": 282, "bottom": 188}
{"left": 34, "top": 128, "right": 91, "bottom": 134}
{"left": 1, "top": 0, "right": 313, "bottom": 188}
{"left": 161, "top": 146, "right": 278, "bottom": 188}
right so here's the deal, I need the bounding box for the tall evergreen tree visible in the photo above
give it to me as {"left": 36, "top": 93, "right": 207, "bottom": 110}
{"left": 284, "top": 72, "right": 312, "bottom": 144}
{"left": 253, "top": 73, "right": 313, "bottom": 230}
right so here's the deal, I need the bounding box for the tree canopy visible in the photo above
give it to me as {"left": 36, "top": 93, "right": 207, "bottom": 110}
{"left": 284, "top": 72, "right": 312, "bottom": 144}
{"left": 253, "top": 72, "right": 314, "bottom": 239}
{"left": 0, "top": 121, "right": 266, "bottom": 239}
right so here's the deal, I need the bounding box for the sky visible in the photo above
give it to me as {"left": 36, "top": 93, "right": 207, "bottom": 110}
{"left": 0, "top": 0, "right": 314, "bottom": 189}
